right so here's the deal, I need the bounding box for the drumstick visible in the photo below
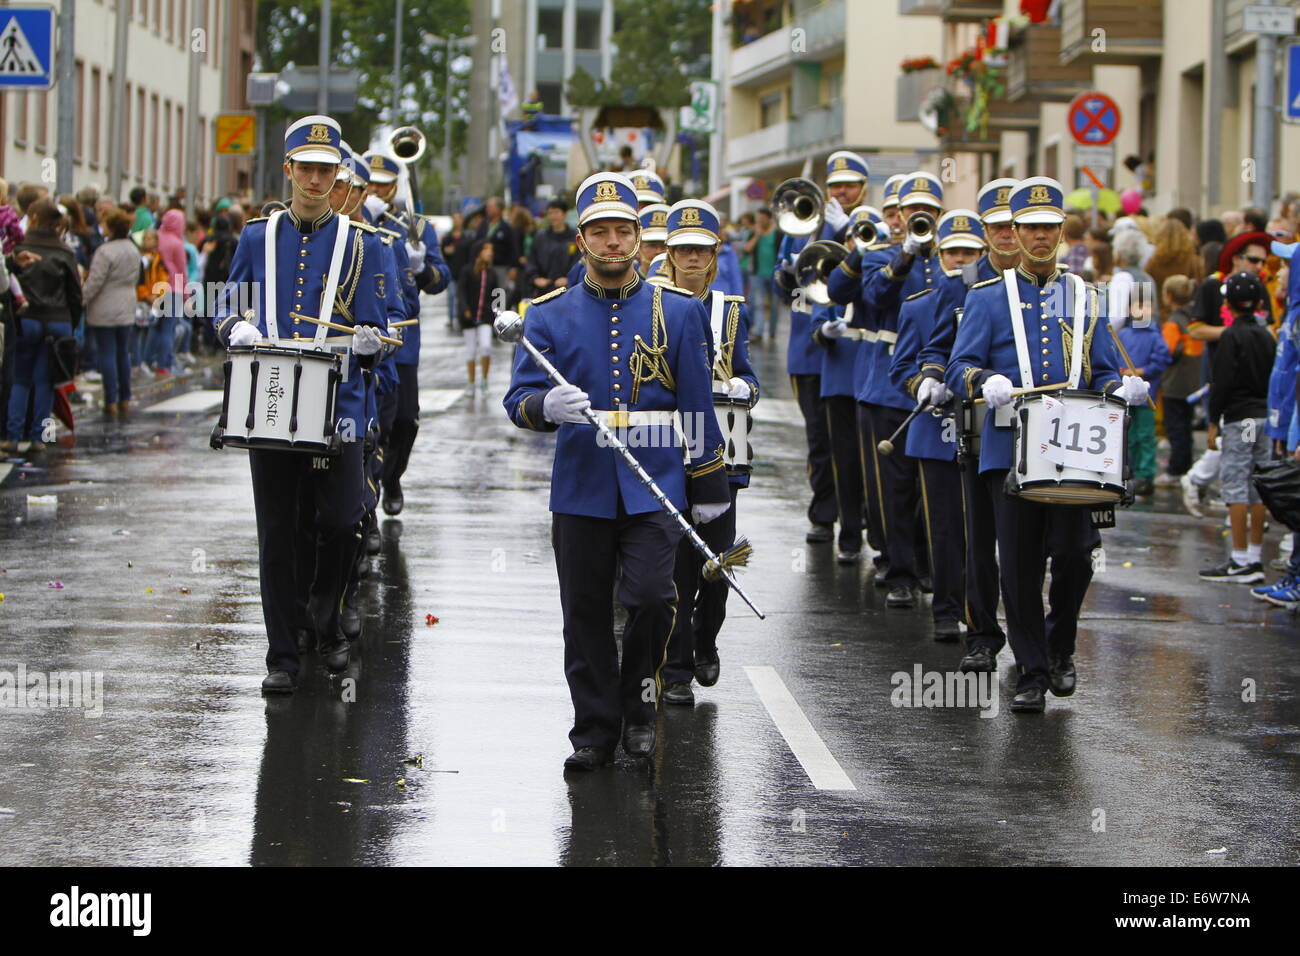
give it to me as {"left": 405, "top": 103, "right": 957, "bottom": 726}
{"left": 389, "top": 319, "right": 420, "bottom": 328}
{"left": 288, "top": 311, "right": 402, "bottom": 346}
{"left": 1106, "top": 323, "right": 1158, "bottom": 410}
{"left": 877, "top": 400, "right": 931, "bottom": 456}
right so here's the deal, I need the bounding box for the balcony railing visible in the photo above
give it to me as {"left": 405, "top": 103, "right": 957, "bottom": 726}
{"left": 939, "top": 0, "right": 1002, "bottom": 22}
{"left": 731, "top": 0, "right": 845, "bottom": 85}
{"left": 899, "top": 0, "right": 943, "bottom": 14}
{"left": 726, "top": 100, "right": 843, "bottom": 171}
{"left": 1059, "top": 0, "right": 1163, "bottom": 63}
{"left": 727, "top": 121, "right": 792, "bottom": 169}
{"left": 897, "top": 68, "right": 943, "bottom": 123}
{"left": 790, "top": 100, "right": 844, "bottom": 152}
{"left": 1005, "top": 23, "right": 1091, "bottom": 102}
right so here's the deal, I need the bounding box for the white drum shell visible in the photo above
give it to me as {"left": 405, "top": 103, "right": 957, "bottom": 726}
{"left": 1010, "top": 389, "right": 1128, "bottom": 505}
{"left": 219, "top": 344, "right": 341, "bottom": 453}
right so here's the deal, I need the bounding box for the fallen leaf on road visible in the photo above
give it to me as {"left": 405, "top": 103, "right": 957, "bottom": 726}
{"left": 425, "top": 614, "right": 439, "bottom": 626}
{"left": 402, "top": 753, "right": 423, "bottom": 767}
{"left": 342, "top": 778, "right": 369, "bottom": 784}
{"left": 1205, "top": 847, "right": 1228, "bottom": 855}
{"left": 47, "top": 581, "right": 64, "bottom": 589}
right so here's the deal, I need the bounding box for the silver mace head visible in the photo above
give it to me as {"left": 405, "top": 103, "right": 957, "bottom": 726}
{"left": 494, "top": 311, "right": 525, "bottom": 343}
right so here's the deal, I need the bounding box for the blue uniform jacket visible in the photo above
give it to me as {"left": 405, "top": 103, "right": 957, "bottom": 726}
{"left": 891, "top": 273, "right": 968, "bottom": 461}
{"left": 503, "top": 275, "right": 730, "bottom": 518}
{"left": 858, "top": 247, "right": 939, "bottom": 411}
{"left": 715, "top": 243, "right": 745, "bottom": 297}
{"left": 777, "top": 231, "right": 834, "bottom": 376}
{"left": 916, "top": 254, "right": 1000, "bottom": 381}
{"left": 945, "top": 267, "right": 1123, "bottom": 473}
{"left": 214, "top": 210, "right": 390, "bottom": 437}
{"left": 1267, "top": 309, "right": 1300, "bottom": 440}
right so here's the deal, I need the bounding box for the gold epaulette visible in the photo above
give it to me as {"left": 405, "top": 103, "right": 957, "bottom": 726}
{"left": 970, "top": 276, "right": 1002, "bottom": 290}
{"left": 660, "top": 284, "right": 694, "bottom": 297}
{"left": 530, "top": 286, "right": 568, "bottom": 306}
{"left": 905, "top": 287, "right": 936, "bottom": 302}
{"left": 244, "top": 216, "right": 268, "bottom": 225}
{"left": 348, "top": 219, "right": 378, "bottom": 233}
{"left": 723, "top": 294, "right": 746, "bottom": 303}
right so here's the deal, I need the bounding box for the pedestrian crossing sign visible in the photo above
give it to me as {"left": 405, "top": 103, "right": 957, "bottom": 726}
{"left": 0, "top": 6, "right": 55, "bottom": 90}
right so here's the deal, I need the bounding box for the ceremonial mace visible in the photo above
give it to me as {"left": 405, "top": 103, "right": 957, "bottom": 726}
{"left": 495, "top": 311, "right": 765, "bottom": 621}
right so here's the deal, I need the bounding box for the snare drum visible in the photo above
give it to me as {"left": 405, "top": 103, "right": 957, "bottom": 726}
{"left": 715, "top": 397, "right": 754, "bottom": 472}
{"left": 210, "top": 343, "right": 342, "bottom": 455}
{"left": 1009, "top": 388, "right": 1128, "bottom": 505}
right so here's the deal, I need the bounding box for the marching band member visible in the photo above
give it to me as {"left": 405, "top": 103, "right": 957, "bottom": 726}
{"left": 859, "top": 171, "right": 945, "bottom": 608}
{"left": 813, "top": 152, "right": 872, "bottom": 564}
{"left": 917, "top": 179, "right": 1018, "bottom": 671}
{"left": 361, "top": 151, "right": 452, "bottom": 517}
{"left": 890, "top": 210, "right": 985, "bottom": 641}
{"left": 827, "top": 207, "right": 896, "bottom": 581}
{"left": 213, "top": 116, "right": 390, "bottom": 693}
{"left": 946, "top": 177, "right": 1148, "bottom": 712}
{"left": 630, "top": 169, "right": 667, "bottom": 210}
{"left": 775, "top": 184, "right": 838, "bottom": 546}
{"left": 503, "top": 173, "right": 730, "bottom": 771}
{"left": 658, "top": 199, "right": 760, "bottom": 705}
{"left": 879, "top": 174, "right": 907, "bottom": 244}
{"left": 638, "top": 203, "right": 670, "bottom": 275}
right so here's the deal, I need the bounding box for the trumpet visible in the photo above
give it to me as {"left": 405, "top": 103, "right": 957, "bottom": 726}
{"left": 772, "top": 178, "right": 823, "bottom": 237}
{"left": 907, "top": 210, "right": 936, "bottom": 247}
{"left": 848, "top": 205, "right": 888, "bottom": 251}
{"left": 794, "top": 240, "right": 849, "bottom": 306}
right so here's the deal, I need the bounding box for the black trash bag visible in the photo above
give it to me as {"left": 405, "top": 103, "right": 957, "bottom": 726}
{"left": 1252, "top": 460, "right": 1300, "bottom": 532}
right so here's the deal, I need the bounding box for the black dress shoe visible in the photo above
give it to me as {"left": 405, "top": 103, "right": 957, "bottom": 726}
{"left": 261, "top": 670, "right": 296, "bottom": 695}
{"left": 1048, "top": 656, "right": 1077, "bottom": 697}
{"left": 805, "top": 522, "right": 833, "bottom": 544}
{"left": 872, "top": 563, "right": 891, "bottom": 587}
{"left": 694, "top": 650, "right": 720, "bottom": 687}
{"left": 365, "top": 527, "right": 382, "bottom": 556}
{"left": 1010, "top": 687, "right": 1046, "bottom": 713}
{"left": 340, "top": 601, "right": 362, "bottom": 641}
{"left": 933, "top": 619, "right": 961, "bottom": 642}
{"left": 959, "top": 646, "right": 997, "bottom": 673}
{"left": 296, "top": 628, "right": 315, "bottom": 654}
{"left": 662, "top": 681, "right": 695, "bottom": 706}
{"left": 886, "top": 585, "right": 915, "bottom": 608}
{"left": 622, "top": 724, "right": 655, "bottom": 757}
{"left": 563, "top": 746, "right": 611, "bottom": 772}
{"left": 836, "top": 549, "right": 862, "bottom": 565}
{"left": 356, "top": 552, "right": 370, "bottom": 580}
{"left": 320, "top": 639, "right": 350, "bottom": 673}
{"left": 383, "top": 483, "right": 404, "bottom": 516}
{"left": 918, "top": 575, "right": 934, "bottom": 594}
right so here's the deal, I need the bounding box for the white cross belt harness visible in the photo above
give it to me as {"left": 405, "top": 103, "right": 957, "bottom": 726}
{"left": 262, "top": 209, "right": 353, "bottom": 348}
{"left": 1003, "top": 269, "right": 1086, "bottom": 388}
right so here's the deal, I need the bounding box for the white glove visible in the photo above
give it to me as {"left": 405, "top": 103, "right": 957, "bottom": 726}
{"left": 363, "top": 194, "right": 388, "bottom": 219}
{"left": 691, "top": 501, "right": 731, "bottom": 525}
{"left": 981, "top": 374, "right": 1014, "bottom": 409}
{"left": 405, "top": 240, "right": 425, "bottom": 262}
{"left": 725, "top": 377, "right": 751, "bottom": 401}
{"left": 902, "top": 233, "right": 924, "bottom": 256}
{"left": 228, "top": 320, "right": 260, "bottom": 347}
{"left": 543, "top": 383, "right": 591, "bottom": 424}
{"left": 917, "top": 377, "right": 951, "bottom": 408}
{"left": 820, "top": 319, "right": 847, "bottom": 339}
{"left": 1119, "top": 374, "right": 1150, "bottom": 406}
{"left": 822, "top": 197, "right": 849, "bottom": 232}
{"left": 351, "top": 325, "right": 382, "bottom": 356}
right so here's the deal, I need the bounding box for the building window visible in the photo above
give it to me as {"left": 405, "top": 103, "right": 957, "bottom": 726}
{"left": 15, "top": 91, "right": 28, "bottom": 146}
{"left": 199, "top": 113, "right": 206, "bottom": 197}
{"left": 91, "top": 68, "right": 102, "bottom": 165}
{"left": 176, "top": 104, "right": 184, "bottom": 188}
{"left": 163, "top": 98, "right": 172, "bottom": 188}
{"left": 166, "top": 0, "right": 174, "bottom": 42}
{"left": 151, "top": 93, "right": 159, "bottom": 184}
{"left": 137, "top": 87, "right": 146, "bottom": 179}
{"left": 538, "top": 8, "right": 563, "bottom": 49}
{"left": 575, "top": 10, "right": 601, "bottom": 49}
{"left": 538, "top": 82, "right": 562, "bottom": 114}
{"left": 74, "top": 60, "right": 84, "bottom": 161}
{"left": 36, "top": 90, "right": 48, "bottom": 149}
{"left": 759, "top": 91, "right": 783, "bottom": 128}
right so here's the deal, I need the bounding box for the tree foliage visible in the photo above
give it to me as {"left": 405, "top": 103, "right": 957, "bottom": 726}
{"left": 256, "top": 0, "right": 472, "bottom": 183}
{"left": 565, "top": 0, "right": 711, "bottom": 108}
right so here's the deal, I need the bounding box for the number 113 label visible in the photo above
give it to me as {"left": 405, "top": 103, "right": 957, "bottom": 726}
{"left": 1037, "top": 396, "right": 1122, "bottom": 476}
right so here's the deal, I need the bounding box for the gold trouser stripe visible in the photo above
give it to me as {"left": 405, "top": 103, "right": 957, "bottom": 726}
{"left": 918, "top": 460, "right": 935, "bottom": 576}
{"left": 653, "top": 580, "right": 680, "bottom": 708}
{"left": 870, "top": 414, "right": 888, "bottom": 537}
{"left": 958, "top": 468, "right": 973, "bottom": 629}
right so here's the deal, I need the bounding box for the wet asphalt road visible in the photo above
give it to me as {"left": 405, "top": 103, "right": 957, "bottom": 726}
{"left": 0, "top": 296, "right": 1298, "bottom": 867}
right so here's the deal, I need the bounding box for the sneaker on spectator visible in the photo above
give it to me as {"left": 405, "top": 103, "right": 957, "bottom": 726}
{"left": 83, "top": 370, "right": 102, "bottom": 383}
{"left": 1154, "top": 472, "right": 1180, "bottom": 487}
{"left": 1180, "top": 474, "right": 1206, "bottom": 517}
{"left": 1199, "top": 560, "right": 1265, "bottom": 584}
{"left": 1251, "top": 578, "right": 1285, "bottom": 601}
{"left": 1262, "top": 578, "right": 1300, "bottom": 609}
{"left": 1281, "top": 536, "right": 1294, "bottom": 556}
{"left": 1270, "top": 556, "right": 1291, "bottom": 572}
